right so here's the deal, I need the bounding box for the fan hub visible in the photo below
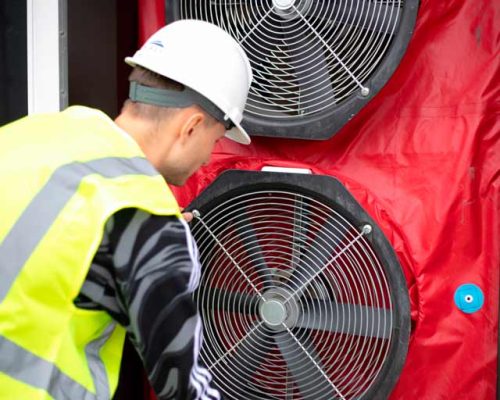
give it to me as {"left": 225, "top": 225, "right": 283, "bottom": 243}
{"left": 273, "top": 0, "right": 313, "bottom": 20}
{"left": 260, "top": 300, "right": 286, "bottom": 327}
{"left": 273, "top": 0, "right": 295, "bottom": 11}
{"left": 259, "top": 288, "right": 299, "bottom": 331}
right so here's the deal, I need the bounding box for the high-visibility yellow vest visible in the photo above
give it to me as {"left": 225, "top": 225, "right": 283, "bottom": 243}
{"left": 0, "top": 106, "right": 181, "bottom": 399}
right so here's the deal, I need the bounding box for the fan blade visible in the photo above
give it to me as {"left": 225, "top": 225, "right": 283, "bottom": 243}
{"left": 296, "top": 300, "right": 392, "bottom": 338}
{"left": 285, "top": 30, "right": 335, "bottom": 113}
{"left": 287, "top": 216, "right": 343, "bottom": 299}
{"left": 210, "top": 0, "right": 245, "bottom": 4}
{"left": 234, "top": 213, "right": 274, "bottom": 289}
{"left": 229, "top": 323, "right": 270, "bottom": 375}
{"left": 290, "top": 197, "right": 310, "bottom": 267}
{"left": 247, "top": 21, "right": 310, "bottom": 117}
{"left": 248, "top": 58, "right": 297, "bottom": 118}
{"left": 247, "top": 94, "right": 296, "bottom": 117}
{"left": 213, "top": 322, "right": 272, "bottom": 397}
{"left": 275, "top": 331, "right": 337, "bottom": 399}
{"left": 201, "top": 324, "right": 270, "bottom": 399}
{"left": 201, "top": 287, "right": 260, "bottom": 315}
{"left": 308, "top": 0, "right": 400, "bottom": 34}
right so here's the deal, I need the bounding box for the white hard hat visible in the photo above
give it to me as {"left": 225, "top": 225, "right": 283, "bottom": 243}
{"left": 125, "top": 20, "right": 253, "bottom": 145}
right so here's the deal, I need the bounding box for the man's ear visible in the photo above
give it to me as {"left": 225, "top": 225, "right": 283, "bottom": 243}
{"left": 178, "top": 107, "right": 206, "bottom": 145}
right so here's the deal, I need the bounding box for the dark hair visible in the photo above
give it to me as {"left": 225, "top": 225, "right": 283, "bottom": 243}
{"left": 129, "top": 66, "right": 184, "bottom": 91}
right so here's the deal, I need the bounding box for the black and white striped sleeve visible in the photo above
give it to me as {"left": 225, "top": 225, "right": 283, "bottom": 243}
{"left": 77, "top": 208, "right": 220, "bottom": 400}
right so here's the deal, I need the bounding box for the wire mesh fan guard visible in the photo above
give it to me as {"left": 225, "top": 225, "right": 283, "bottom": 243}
{"left": 166, "top": 0, "right": 419, "bottom": 139}
{"left": 188, "top": 171, "right": 410, "bottom": 399}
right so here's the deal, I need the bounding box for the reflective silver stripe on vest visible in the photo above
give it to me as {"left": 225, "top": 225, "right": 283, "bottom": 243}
{"left": 85, "top": 323, "right": 116, "bottom": 400}
{"left": 0, "top": 156, "right": 159, "bottom": 303}
{"left": 0, "top": 334, "right": 97, "bottom": 400}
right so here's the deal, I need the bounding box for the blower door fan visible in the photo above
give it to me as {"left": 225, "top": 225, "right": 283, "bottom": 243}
{"left": 188, "top": 171, "right": 410, "bottom": 399}
{"left": 166, "top": 0, "right": 419, "bottom": 139}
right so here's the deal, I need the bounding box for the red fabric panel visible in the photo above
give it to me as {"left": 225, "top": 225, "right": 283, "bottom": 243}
{"left": 141, "top": 0, "right": 500, "bottom": 398}
{"left": 137, "top": 0, "right": 165, "bottom": 46}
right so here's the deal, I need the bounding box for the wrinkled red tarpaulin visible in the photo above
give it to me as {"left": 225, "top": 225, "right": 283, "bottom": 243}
{"left": 138, "top": 0, "right": 499, "bottom": 398}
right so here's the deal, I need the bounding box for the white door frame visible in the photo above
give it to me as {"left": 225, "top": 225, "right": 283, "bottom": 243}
{"left": 27, "top": 0, "right": 67, "bottom": 114}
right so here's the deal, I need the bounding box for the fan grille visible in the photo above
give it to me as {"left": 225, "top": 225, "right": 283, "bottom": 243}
{"left": 191, "top": 190, "right": 396, "bottom": 399}
{"left": 177, "top": 0, "right": 402, "bottom": 119}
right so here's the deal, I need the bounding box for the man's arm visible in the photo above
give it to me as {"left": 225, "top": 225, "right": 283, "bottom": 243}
{"left": 76, "top": 208, "right": 220, "bottom": 400}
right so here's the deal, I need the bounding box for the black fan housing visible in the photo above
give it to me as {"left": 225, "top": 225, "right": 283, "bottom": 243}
{"left": 188, "top": 170, "right": 410, "bottom": 399}
{"left": 166, "top": 0, "right": 419, "bottom": 140}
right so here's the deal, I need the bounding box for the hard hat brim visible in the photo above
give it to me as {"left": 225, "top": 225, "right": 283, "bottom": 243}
{"left": 125, "top": 56, "right": 137, "bottom": 68}
{"left": 225, "top": 120, "right": 251, "bottom": 145}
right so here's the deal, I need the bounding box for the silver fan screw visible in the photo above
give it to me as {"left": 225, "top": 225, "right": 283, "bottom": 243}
{"left": 192, "top": 209, "right": 201, "bottom": 219}
{"left": 361, "top": 87, "right": 370, "bottom": 97}
{"left": 362, "top": 224, "right": 372, "bottom": 234}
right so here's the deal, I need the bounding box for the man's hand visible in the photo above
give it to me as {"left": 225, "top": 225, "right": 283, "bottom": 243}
{"left": 180, "top": 208, "right": 193, "bottom": 223}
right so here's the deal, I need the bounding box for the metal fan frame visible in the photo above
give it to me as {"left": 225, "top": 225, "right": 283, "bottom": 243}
{"left": 165, "top": 0, "right": 419, "bottom": 140}
{"left": 188, "top": 170, "right": 410, "bottom": 399}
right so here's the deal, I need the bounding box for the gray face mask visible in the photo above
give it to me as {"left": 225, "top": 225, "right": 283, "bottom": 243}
{"left": 128, "top": 81, "right": 234, "bottom": 130}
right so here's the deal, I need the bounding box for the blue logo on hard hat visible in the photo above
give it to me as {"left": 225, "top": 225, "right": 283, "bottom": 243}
{"left": 150, "top": 40, "right": 164, "bottom": 48}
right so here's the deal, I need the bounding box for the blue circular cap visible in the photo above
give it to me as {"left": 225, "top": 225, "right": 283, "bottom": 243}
{"left": 454, "top": 284, "right": 484, "bottom": 314}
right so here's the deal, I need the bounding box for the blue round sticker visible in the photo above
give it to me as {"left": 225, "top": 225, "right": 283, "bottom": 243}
{"left": 454, "top": 284, "right": 484, "bottom": 314}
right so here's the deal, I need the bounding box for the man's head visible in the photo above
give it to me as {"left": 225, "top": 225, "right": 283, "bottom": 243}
{"left": 116, "top": 20, "right": 253, "bottom": 185}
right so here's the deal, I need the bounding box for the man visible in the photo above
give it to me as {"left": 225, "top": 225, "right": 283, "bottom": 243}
{"left": 0, "top": 20, "right": 252, "bottom": 400}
